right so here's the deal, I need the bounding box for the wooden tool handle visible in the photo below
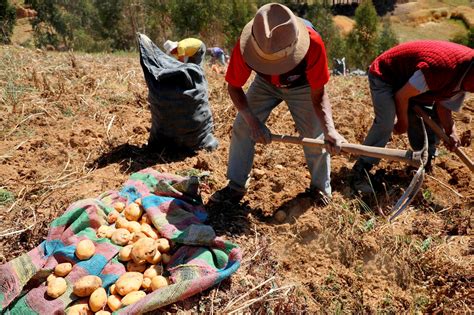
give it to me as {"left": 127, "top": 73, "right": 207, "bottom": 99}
{"left": 414, "top": 106, "right": 474, "bottom": 173}
{"left": 271, "top": 134, "right": 421, "bottom": 166}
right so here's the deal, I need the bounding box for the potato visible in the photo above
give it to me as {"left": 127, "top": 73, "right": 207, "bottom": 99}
{"left": 107, "top": 294, "right": 122, "bottom": 312}
{"left": 115, "top": 216, "right": 129, "bottom": 229}
{"left": 151, "top": 275, "right": 168, "bottom": 291}
{"left": 161, "top": 253, "right": 171, "bottom": 265}
{"left": 121, "top": 290, "right": 146, "bottom": 306}
{"left": 109, "top": 283, "right": 117, "bottom": 295}
{"left": 115, "top": 272, "right": 143, "bottom": 296}
{"left": 55, "top": 262, "right": 73, "bottom": 277}
{"left": 111, "top": 228, "right": 131, "bottom": 246}
{"left": 47, "top": 273, "right": 56, "bottom": 284}
{"left": 118, "top": 244, "right": 133, "bottom": 262}
{"left": 126, "top": 221, "right": 141, "bottom": 233}
{"left": 67, "top": 299, "right": 92, "bottom": 315}
{"left": 89, "top": 287, "right": 107, "bottom": 312}
{"left": 134, "top": 198, "right": 142, "bottom": 206}
{"left": 97, "top": 225, "right": 115, "bottom": 238}
{"left": 140, "top": 214, "right": 152, "bottom": 225}
{"left": 73, "top": 275, "right": 102, "bottom": 297}
{"left": 127, "top": 260, "right": 147, "bottom": 273}
{"left": 114, "top": 201, "right": 125, "bottom": 213}
{"left": 131, "top": 238, "right": 156, "bottom": 264}
{"left": 156, "top": 238, "right": 170, "bottom": 253}
{"left": 143, "top": 265, "right": 163, "bottom": 279}
{"left": 140, "top": 223, "right": 158, "bottom": 239}
{"left": 142, "top": 277, "right": 152, "bottom": 291}
{"left": 130, "top": 231, "right": 148, "bottom": 243}
{"left": 47, "top": 277, "right": 67, "bottom": 298}
{"left": 107, "top": 210, "right": 119, "bottom": 224}
{"left": 76, "top": 239, "right": 95, "bottom": 260}
{"left": 95, "top": 311, "right": 111, "bottom": 315}
{"left": 124, "top": 203, "right": 143, "bottom": 221}
{"left": 148, "top": 250, "right": 161, "bottom": 264}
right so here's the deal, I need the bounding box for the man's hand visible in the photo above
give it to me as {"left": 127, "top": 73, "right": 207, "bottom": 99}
{"left": 393, "top": 117, "right": 408, "bottom": 135}
{"left": 324, "top": 128, "right": 347, "bottom": 154}
{"left": 445, "top": 131, "right": 460, "bottom": 151}
{"left": 248, "top": 118, "right": 271, "bottom": 144}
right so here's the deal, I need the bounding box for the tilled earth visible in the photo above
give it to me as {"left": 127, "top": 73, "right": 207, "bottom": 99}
{"left": 0, "top": 46, "right": 472, "bottom": 313}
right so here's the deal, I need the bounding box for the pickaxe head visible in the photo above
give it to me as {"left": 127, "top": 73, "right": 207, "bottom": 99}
{"left": 389, "top": 118, "right": 429, "bottom": 222}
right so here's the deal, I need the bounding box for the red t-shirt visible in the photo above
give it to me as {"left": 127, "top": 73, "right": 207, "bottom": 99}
{"left": 225, "top": 26, "right": 330, "bottom": 90}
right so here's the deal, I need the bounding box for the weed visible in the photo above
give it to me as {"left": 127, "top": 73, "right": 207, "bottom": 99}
{"left": 0, "top": 188, "right": 15, "bottom": 205}
{"left": 361, "top": 217, "right": 376, "bottom": 232}
{"left": 418, "top": 237, "right": 432, "bottom": 253}
{"left": 422, "top": 189, "right": 432, "bottom": 202}
{"left": 414, "top": 295, "right": 430, "bottom": 312}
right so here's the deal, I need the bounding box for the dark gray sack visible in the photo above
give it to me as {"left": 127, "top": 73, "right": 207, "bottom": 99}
{"left": 137, "top": 33, "right": 218, "bottom": 152}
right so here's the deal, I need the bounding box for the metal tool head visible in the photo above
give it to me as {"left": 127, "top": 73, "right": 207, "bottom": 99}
{"left": 389, "top": 118, "right": 428, "bottom": 222}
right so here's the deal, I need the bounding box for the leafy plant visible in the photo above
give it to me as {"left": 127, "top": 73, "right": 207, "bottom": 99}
{"left": 0, "top": 188, "right": 15, "bottom": 205}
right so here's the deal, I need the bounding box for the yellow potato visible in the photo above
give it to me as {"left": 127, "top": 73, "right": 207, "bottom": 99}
{"left": 114, "top": 201, "right": 125, "bottom": 213}
{"left": 115, "top": 272, "right": 143, "bottom": 296}
{"left": 107, "top": 294, "right": 122, "bottom": 312}
{"left": 76, "top": 239, "right": 95, "bottom": 260}
{"left": 121, "top": 290, "right": 146, "bottom": 306}
{"left": 73, "top": 275, "right": 102, "bottom": 297}
{"left": 148, "top": 250, "right": 161, "bottom": 264}
{"left": 151, "top": 275, "right": 168, "bottom": 291}
{"left": 54, "top": 262, "right": 73, "bottom": 277}
{"left": 141, "top": 277, "right": 152, "bottom": 291}
{"left": 134, "top": 198, "right": 142, "bottom": 206}
{"left": 96, "top": 311, "right": 111, "bottom": 315}
{"left": 109, "top": 283, "right": 117, "bottom": 295}
{"left": 111, "top": 228, "right": 131, "bottom": 246}
{"left": 130, "top": 231, "right": 148, "bottom": 243}
{"left": 127, "top": 261, "right": 147, "bottom": 273}
{"left": 156, "top": 238, "right": 170, "bottom": 253}
{"left": 47, "top": 273, "right": 56, "bottom": 284}
{"left": 126, "top": 221, "right": 141, "bottom": 233}
{"left": 97, "top": 225, "right": 115, "bottom": 238}
{"left": 140, "top": 223, "right": 158, "bottom": 239}
{"left": 161, "top": 253, "right": 171, "bottom": 265}
{"left": 131, "top": 238, "right": 156, "bottom": 264}
{"left": 143, "top": 265, "right": 163, "bottom": 279}
{"left": 115, "top": 216, "right": 129, "bottom": 229}
{"left": 107, "top": 210, "right": 119, "bottom": 224}
{"left": 118, "top": 244, "right": 133, "bottom": 262}
{"left": 47, "top": 277, "right": 67, "bottom": 298}
{"left": 140, "top": 214, "right": 152, "bottom": 225}
{"left": 89, "top": 287, "right": 107, "bottom": 312}
{"left": 67, "top": 298, "right": 92, "bottom": 315}
{"left": 124, "top": 203, "right": 143, "bottom": 221}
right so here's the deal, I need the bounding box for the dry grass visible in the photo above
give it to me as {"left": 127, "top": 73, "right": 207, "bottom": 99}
{"left": 0, "top": 45, "right": 473, "bottom": 313}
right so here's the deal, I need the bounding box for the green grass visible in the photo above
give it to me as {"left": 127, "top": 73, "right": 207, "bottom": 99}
{"left": 0, "top": 189, "right": 15, "bottom": 205}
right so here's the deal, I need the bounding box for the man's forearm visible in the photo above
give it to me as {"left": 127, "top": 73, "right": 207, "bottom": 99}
{"left": 228, "top": 84, "right": 256, "bottom": 125}
{"left": 311, "top": 87, "right": 336, "bottom": 134}
{"left": 436, "top": 103, "right": 455, "bottom": 135}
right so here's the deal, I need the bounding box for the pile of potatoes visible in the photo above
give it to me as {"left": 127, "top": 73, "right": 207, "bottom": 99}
{"left": 46, "top": 199, "right": 173, "bottom": 315}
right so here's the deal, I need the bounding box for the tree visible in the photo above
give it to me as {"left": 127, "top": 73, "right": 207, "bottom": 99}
{"left": 451, "top": 27, "right": 474, "bottom": 49}
{"left": 0, "top": 0, "right": 16, "bottom": 44}
{"left": 377, "top": 18, "right": 398, "bottom": 55}
{"left": 346, "top": 0, "right": 378, "bottom": 70}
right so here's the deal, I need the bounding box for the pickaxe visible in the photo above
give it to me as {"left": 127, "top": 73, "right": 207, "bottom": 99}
{"left": 271, "top": 119, "right": 428, "bottom": 222}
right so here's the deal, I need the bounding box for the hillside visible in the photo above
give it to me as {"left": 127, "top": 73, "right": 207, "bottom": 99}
{"left": 0, "top": 46, "right": 472, "bottom": 313}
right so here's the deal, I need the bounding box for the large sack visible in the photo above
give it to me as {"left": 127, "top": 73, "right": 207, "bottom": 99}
{"left": 138, "top": 33, "right": 218, "bottom": 152}
{"left": 0, "top": 169, "right": 241, "bottom": 314}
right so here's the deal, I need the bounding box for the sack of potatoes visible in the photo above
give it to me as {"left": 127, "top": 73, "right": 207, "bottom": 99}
{"left": 48, "top": 199, "right": 173, "bottom": 314}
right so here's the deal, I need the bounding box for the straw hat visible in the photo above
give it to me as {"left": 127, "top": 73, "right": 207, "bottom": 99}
{"left": 163, "top": 40, "right": 178, "bottom": 54}
{"left": 239, "top": 3, "right": 310, "bottom": 75}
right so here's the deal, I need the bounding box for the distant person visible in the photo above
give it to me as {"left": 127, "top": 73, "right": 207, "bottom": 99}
{"left": 164, "top": 38, "right": 206, "bottom": 67}
{"left": 352, "top": 40, "right": 473, "bottom": 193}
{"left": 210, "top": 3, "right": 346, "bottom": 204}
{"left": 207, "top": 47, "right": 227, "bottom": 66}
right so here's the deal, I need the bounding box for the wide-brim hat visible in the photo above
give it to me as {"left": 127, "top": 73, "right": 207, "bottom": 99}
{"left": 163, "top": 40, "right": 178, "bottom": 54}
{"left": 240, "top": 3, "right": 310, "bottom": 75}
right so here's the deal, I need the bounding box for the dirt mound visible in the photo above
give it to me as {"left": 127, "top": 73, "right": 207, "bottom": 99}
{"left": 0, "top": 46, "right": 472, "bottom": 313}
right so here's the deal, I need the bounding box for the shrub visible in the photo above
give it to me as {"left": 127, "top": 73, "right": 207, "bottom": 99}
{"left": 0, "top": 0, "right": 16, "bottom": 44}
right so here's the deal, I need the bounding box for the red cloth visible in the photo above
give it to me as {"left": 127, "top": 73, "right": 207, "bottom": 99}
{"left": 225, "top": 27, "right": 330, "bottom": 90}
{"left": 370, "top": 40, "right": 473, "bottom": 101}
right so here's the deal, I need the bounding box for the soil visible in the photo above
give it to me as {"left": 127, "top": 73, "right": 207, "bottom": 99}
{"left": 0, "top": 46, "right": 472, "bottom": 313}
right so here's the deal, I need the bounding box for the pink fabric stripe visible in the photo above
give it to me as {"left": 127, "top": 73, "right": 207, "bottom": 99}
{"left": 26, "top": 285, "right": 65, "bottom": 315}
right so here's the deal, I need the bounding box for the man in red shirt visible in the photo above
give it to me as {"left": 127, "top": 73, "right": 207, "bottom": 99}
{"left": 352, "top": 41, "right": 473, "bottom": 193}
{"left": 211, "top": 3, "right": 346, "bottom": 203}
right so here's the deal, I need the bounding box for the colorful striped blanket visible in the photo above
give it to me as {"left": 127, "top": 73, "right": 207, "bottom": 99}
{"left": 0, "top": 169, "right": 241, "bottom": 314}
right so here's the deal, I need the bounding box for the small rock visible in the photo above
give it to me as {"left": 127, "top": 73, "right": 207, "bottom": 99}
{"left": 274, "top": 210, "right": 287, "bottom": 223}
{"left": 253, "top": 169, "right": 265, "bottom": 180}
{"left": 275, "top": 164, "right": 284, "bottom": 170}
